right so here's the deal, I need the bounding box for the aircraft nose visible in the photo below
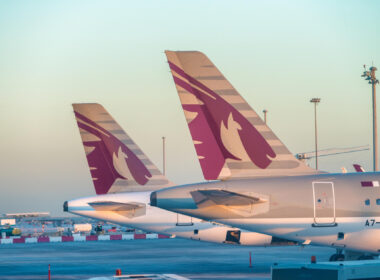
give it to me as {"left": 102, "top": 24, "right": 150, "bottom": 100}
{"left": 63, "top": 201, "right": 68, "bottom": 212}
{"left": 150, "top": 192, "right": 157, "bottom": 207}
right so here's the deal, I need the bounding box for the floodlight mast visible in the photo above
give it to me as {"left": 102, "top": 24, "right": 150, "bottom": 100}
{"left": 310, "top": 98, "right": 321, "bottom": 170}
{"left": 162, "top": 136, "right": 166, "bottom": 175}
{"left": 362, "top": 65, "right": 379, "bottom": 171}
{"left": 263, "top": 109, "right": 268, "bottom": 124}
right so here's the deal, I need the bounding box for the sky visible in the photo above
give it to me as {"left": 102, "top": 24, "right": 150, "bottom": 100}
{"left": 0, "top": 0, "right": 379, "bottom": 216}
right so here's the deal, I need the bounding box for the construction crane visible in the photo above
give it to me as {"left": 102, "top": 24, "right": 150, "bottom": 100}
{"left": 296, "top": 145, "right": 370, "bottom": 162}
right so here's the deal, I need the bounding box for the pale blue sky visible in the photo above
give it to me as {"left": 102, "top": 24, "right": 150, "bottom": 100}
{"left": 0, "top": 0, "right": 379, "bottom": 215}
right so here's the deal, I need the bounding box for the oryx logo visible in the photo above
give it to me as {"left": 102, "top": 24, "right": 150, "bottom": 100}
{"left": 169, "top": 61, "right": 276, "bottom": 179}
{"left": 75, "top": 112, "right": 152, "bottom": 194}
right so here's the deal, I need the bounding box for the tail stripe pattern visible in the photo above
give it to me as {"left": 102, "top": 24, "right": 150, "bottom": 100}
{"left": 166, "top": 51, "right": 316, "bottom": 179}
{"left": 73, "top": 103, "right": 173, "bottom": 194}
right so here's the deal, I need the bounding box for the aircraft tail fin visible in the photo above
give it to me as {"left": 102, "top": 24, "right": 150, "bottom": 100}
{"left": 73, "top": 103, "right": 173, "bottom": 194}
{"left": 165, "top": 51, "right": 317, "bottom": 180}
{"left": 353, "top": 164, "right": 365, "bottom": 172}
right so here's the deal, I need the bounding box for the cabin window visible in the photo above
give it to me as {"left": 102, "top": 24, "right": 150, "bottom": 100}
{"left": 377, "top": 199, "right": 380, "bottom": 205}
{"left": 365, "top": 199, "right": 370, "bottom": 206}
{"left": 194, "top": 229, "right": 199, "bottom": 235}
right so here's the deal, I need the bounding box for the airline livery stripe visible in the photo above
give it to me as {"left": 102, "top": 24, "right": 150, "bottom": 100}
{"left": 259, "top": 131, "right": 277, "bottom": 140}
{"left": 97, "top": 120, "right": 116, "bottom": 124}
{"left": 140, "top": 158, "right": 152, "bottom": 165}
{"left": 126, "top": 144, "right": 139, "bottom": 150}
{"left": 246, "top": 117, "right": 265, "bottom": 126}
{"left": 201, "top": 64, "right": 214, "bottom": 68}
{"left": 149, "top": 169, "right": 162, "bottom": 176}
{"left": 131, "top": 149, "right": 144, "bottom": 155}
{"left": 253, "top": 124, "right": 271, "bottom": 132}
{"left": 109, "top": 130, "right": 124, "bottom": 134}
{"left": 232, "top": 103, "right": 253, "bottom": 111}
{"left": 195, "top": 75, "right": 224, "bottom": 80}
{"left": 121, "top": 139, "right": 135, "bottom": 145}
{"left": 219, "top": 95, "right": 245, "bottom": 104}
{"left": 271, "top": 146, "right": 292, "bottom": 154}
{"left": 238, "top": 110, "right": 257, "bottom": 117}
{"left": 214, "top": 89, "right": 238, "bottom": 95}
{"left": 361, "top": 181, "right": 380, "bottom": 187}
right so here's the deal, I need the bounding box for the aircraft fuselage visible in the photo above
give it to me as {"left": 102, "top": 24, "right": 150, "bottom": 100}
{"left": 65, "top": 191, "right": 277, "bottom": 246}
{"left": 152, "top": 172, "right": 380, "bottom": 254}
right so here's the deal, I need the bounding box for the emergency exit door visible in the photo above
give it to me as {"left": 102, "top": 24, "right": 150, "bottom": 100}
{"left": 312, "top": 182, "right": 336, "bottom": 226}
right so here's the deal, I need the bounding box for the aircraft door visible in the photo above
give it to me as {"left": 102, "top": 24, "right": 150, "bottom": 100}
{"left": 312, "top": 182, "right": 337, "bottom": 226}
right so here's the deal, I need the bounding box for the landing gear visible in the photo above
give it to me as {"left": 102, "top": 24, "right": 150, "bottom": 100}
{"left": 329, "top": 253, "right": 345, "bottom": 262}
{"left": 329, "top": 248, "right": 345, "bottom": 262}
{"left": 329, "top": 249, "right": 378, "bottom": 261}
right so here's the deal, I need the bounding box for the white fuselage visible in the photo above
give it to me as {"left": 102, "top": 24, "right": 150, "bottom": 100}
{"left": 215, "top": 217, "right": 380, "bottom": 253}
{"left": 152, "top": 172, "right": 380, "bottom": 254}
{"left": 66, "top": 191, "right": 275, "bottom": 246}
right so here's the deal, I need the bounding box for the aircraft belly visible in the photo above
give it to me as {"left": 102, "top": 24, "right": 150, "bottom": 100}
{"left": 72, "top": 208, "right": 273, "bottom": 246}
{"left": 216, "top": 217, "right": 380, "bottom": 253}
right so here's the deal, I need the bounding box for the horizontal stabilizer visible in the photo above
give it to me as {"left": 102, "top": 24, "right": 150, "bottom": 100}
{"left": 88, "top": 201, "right": 144, "bottom": 211}
{"left": 190, "top": 189, "right": 264, "bottom": 207}
{"left": 88, "top": 201, "right": 146, "bottom": 218}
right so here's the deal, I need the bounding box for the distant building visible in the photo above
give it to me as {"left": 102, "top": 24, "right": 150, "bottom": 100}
{"left": 5, "top": 212, "right": 50, "bottom": 218}
{"left": 0, "top": 219, "right": 16, "bottom": 226}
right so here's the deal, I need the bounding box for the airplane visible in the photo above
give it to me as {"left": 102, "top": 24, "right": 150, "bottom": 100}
{"left": 354, "top": 164, "right": 366, "bottom": 173}
{"left": 151, "top": 51, "right": 379, "bottom": 261}
{"left": 64, "top": 103, "right": 296, "bottom": 246}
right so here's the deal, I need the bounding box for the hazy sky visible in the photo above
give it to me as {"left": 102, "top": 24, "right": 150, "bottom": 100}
{"left": 0, "top": 0, "right": 379, "bottom": 215}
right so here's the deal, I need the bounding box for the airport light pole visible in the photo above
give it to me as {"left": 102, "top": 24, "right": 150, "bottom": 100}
{"left": 162, "top": 136, "right": 166, "bottom": 175}
{"left": 362, "top": 65, "right": 379, "bottom": 171}
{"left": 310, "top": 98, "right": 321, "bottom": 170}
{"left": 263, "top": 109, "right": 268, "bottom": 124}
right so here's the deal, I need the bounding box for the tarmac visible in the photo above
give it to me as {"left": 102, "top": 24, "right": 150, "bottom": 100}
{"left": 0, "top": 238, "right": 335, "bottom": 280}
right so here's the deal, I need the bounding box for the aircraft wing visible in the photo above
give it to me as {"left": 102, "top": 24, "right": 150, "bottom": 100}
{"left": 190, "top": 189, "right": 265, "bottom": 207}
